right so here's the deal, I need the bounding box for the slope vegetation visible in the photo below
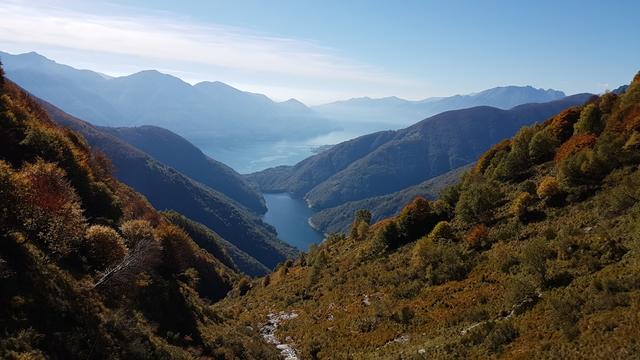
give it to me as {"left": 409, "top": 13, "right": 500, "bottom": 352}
{"left": 249, "top": 95, "right": 591, "bottom": 210}
{"left": 310, "top": 164, "right": 470, "bottom": 234}
{"left": 39, "top": 100, "right": 297, "bottom": 270}
{"left": 102, "top": 125, "right": 266, "bottom": 213}
{"left": 0, "top": 74, "right": 278, "bottom": 358}
{"left": 223, "top": 72, "right": 640, "bottom": 359}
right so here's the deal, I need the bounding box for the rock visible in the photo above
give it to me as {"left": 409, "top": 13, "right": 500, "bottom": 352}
{"left": 260, "top": 312, "right": 300, "bottom": 360}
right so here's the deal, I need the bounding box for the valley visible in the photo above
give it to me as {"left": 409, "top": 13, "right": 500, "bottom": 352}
{"left": 0, "top": 2, "right": 638, "bottom": 358}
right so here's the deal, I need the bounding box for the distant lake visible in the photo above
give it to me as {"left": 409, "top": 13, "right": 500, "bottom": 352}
{"left": 262, "top": 193, "right": 324, "bottom": 251}
{"left": 191, "top": 121, "right": 399, "bottom": 174}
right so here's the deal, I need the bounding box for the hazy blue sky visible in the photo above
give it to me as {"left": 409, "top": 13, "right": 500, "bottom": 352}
{"left": 1, "top": 0, "right": 639, "bottom": 104}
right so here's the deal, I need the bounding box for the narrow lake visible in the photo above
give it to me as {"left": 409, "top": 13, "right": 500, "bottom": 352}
{"left": 262, "top": 193, "right": 324, "bottom": 251}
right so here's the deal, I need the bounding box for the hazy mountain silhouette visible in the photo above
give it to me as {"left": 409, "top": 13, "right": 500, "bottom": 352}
{"left": 0, "top": 51, "right": 337, "bottom": 145}
{"left": 314, "top": 86, "right": 566, "bottom": 125}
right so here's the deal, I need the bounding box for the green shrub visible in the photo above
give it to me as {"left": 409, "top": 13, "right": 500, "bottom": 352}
{"left": 412, "top": 237, "right": 469, "bottom": 284}
{"left": 521, "top": 238, "right": 552, "bottom": 286}
{"left": 510, "top": 192, "right": 534, "bottom": 219}
{"left": 529, "top": 129, "right": 560, "bottom": 163}
{"left": 349, "top": 209, "right": 372, "bottom": 240}
{"left": 440, "top": 183, "right": 462, "bottom": 207}
{"left": 369, "top": 220, "right": 400, "bottom": 254}
{"left": 494, "top": 126, "right": 536, "bottom": 179}
{"left": 547, "top": 290, "right": 582, "bottom": 339}
{"left": 574, "top": 103, "right": 603, "bottom": 135}
{"left": 427, "top": 221, "right": 454, "bottom": 242}
{"left": 455, "top": 179, "right": 503, "bottom": 224}
{"left": 238, "top": 277, "right": 251, "bottom": 296}
{"left": 519, "top": 180, "right": 537, "bottom": 195}
{"left": 504, "top": 274, "right": 537, "bottom": 309}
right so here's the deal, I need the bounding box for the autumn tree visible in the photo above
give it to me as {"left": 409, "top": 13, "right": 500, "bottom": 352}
{"left": 464, "top": 224, "right": 489, "bottom": 250}
{"left": 396, "top": 197, "right": 435, "bottom": 243}
{"left": 84, "top": 225, "right": 127, "bottom": 271}
{"left": 510, "top": 192, "right": 534, "bottom": 220}
{"left": 14, "top": 160, "right": 86, "bottom": 257}
{"left": 537, "top": 176, "right": 560, "bottom": 200}
{"left": 93, "top": 220, "right": 161, "bottom": 289}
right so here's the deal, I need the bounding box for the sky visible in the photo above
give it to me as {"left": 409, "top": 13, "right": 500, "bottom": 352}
{"left": 0, "top": 0, "right": 639, "bottom": 105}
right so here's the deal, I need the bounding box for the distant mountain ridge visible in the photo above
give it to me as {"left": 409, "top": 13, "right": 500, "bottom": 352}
{"left": 248, "top": 94, "right": 592, "bottom": 211}
{"left": 313, "top": 85, "right": 566, "bottom": 125}
{"left": 0, "top": 51, "right": 337, "bottom": 145}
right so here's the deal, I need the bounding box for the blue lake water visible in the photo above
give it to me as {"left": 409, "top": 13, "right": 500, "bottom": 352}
{"left": 262, "top": 193, "right": 324, "bottom": 251}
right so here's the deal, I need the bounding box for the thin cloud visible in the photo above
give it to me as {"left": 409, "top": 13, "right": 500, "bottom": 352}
{"left": 0, "top": 0, "right": 411, "bottom": 86}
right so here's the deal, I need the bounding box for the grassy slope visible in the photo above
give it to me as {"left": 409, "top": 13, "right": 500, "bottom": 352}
{"left": 219, "top": 73, "right": 640, "bottom": 359}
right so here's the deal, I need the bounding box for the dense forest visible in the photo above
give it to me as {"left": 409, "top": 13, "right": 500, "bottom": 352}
{"left": 222, "top": 72, "right": 640, "bottom": 359}
{"left": 0, "top": 67, "right": 279, "bottom": 359}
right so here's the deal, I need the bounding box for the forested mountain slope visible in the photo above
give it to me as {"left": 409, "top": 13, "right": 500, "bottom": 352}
{"left": 222, "top": 72, "right": 640, "bottom": 359}
{"left": 248, "top": 94, "right": 591, "bottom": 210}
{"left": 310, "top": 164, "right": 470, "bottom": 234}
{"left": 0, "top": 72, "right": 279, "bottom": 359}
{"left": 38, "top": 99, "right": 296, "bottom": 271}
{"left": 102, "top": 125, "right": 266, "bottom": 213}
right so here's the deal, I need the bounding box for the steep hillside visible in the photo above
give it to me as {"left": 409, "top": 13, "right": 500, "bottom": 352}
{"left": 314, "top": 86, "right": 565, "bottom": 125}
{"left": 305, "top": 94, "right": 592, "bottom": 209}
{"left": 162, "top": 211, "right": 271, "bottom": 277}
{"left": 246, "top": 130, "right": 396, "bottom": 196}
{"left": 38, "top": 100, "right": 297, "bottom": 270}
{"left": 220, "top": 72, "right": 640, "bottom": 359}
{"left": 249, "top": 94, "right": 591, "bottom": 210}
{"left": 310, "top": 164, "right": 470, "bottom": 234}
{"left": 0, "top": 51, "right": 336, "bottom": 143}
{"left": 0, "top": 74, "right": 278, "bottom": 358}
{"left": 102, "top": 125, "right": 266, "bottom": 213}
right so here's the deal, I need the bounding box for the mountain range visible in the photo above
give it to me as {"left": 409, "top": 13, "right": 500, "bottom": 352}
{"left": 248, "top": 93, "right": 592, "bottom": 211}
{"left": 313, "top": 85, "right": 566, "bottom": 125}
{"left": 0, "top": 51, "right": 337, "bottom": 146}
